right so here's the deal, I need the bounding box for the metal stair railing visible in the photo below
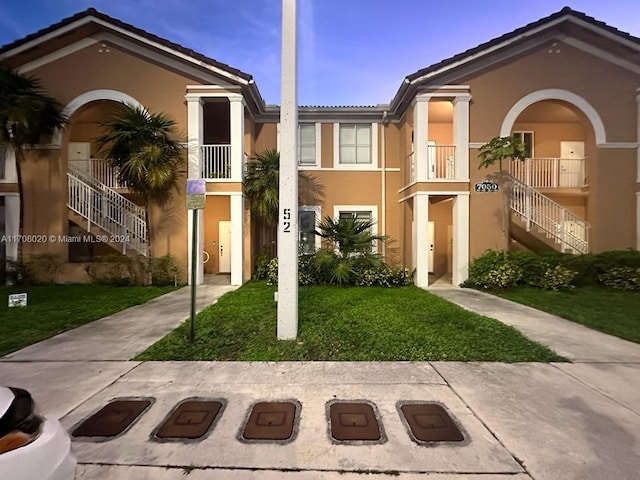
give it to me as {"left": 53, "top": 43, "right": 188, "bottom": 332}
{"left": 510, "top": 175, "right": 589, "bottom": 254}
{"left": 67, "top": 166, "right": 148, "bottom": 256}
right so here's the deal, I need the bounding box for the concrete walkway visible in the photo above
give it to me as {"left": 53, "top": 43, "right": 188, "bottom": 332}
{"left": 0, "top": 286, "right": 639, "bottom": 480}
{"left": 2, "top": 283, "right": 236, "bottom": 361}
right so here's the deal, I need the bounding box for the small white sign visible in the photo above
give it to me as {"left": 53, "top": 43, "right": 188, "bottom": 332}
{"left": 8, "top": 293, "right": 27, "bottom": 308}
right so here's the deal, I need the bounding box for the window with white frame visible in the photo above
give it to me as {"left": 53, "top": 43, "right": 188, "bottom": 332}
{"left": 513, "top": 131, "right": 534, "bottom": 158}
{"left": 339, "top": 124, "right": 371, "bottom": 164}
{"left": 334, "top": 205, "right": 379, "bottom": 252}
{"left": 298, "top": 124, "right": 316, "bottom": 165}
{"left": 299, "top": 206, "right": 320, "bottom": 253}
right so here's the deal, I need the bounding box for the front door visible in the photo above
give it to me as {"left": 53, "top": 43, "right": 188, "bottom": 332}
{"left": 428, "top": 221, "right": 435, "bottom": 273}
{"left": 218, "top": 221, "right": 231, "bottom": 273}
{"left": 559, "top": 141, "right": 584, "bottom": 187}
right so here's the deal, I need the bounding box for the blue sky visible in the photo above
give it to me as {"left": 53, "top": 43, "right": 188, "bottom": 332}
{"left": 1, "top": 1, "right": 639, "bottom": 105}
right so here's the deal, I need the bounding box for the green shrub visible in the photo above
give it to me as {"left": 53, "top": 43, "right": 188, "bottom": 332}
{"left": 536, "top": 265, "right": 576, "bottom": 290}
{"left": 266, "top": 257, "right": 279, "bottom": 286}
{"left": 598, "top": 267, "right": 640, "bottom": 291}
{"left": 149, "top": 255, "right": 180, "bottom": 286}
{"left": 86, "top": 254, "right": 134, "bottom": 286}
{"left": 265, "top": 253, "right": 413, "bottom": 287}
{"left": 254, "top": 248, "right": 272, "bottom": 280}
{"left": 6, "top": 254, "right": 63, "bottom": 285}
{"left": 508, "top": 251, "right": 553, "bottom": 287}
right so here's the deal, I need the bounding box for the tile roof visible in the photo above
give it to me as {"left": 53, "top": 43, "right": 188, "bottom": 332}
{"left": 0, "top": 7, "right": 254, "bottom": 82}
{"left": 404, "top": 6, "right": 640, "bottom": 83}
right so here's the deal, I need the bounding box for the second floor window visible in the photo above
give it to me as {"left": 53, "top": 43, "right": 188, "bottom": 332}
{"left": 513, "top": 131, "right": 534, "bottom": 158}
{"left": 299, "top": 124, "right": 316, "bottom": 165}
{"left": 339, "top": 124, "right": 371, "bottom": 164}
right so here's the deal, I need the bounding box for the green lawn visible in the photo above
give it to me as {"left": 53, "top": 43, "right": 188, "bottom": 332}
{"left": 498, "top": 287, "right": 640, "bottom": 344}
{"left": 1, "top": 284, "right": 176, "bottom": 356}
{"left": 136, "top": 282, "right": 564, "bottom": 362}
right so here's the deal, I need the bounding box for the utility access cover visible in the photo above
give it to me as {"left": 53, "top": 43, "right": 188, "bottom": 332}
{"left": 329, "top": 401, "right": 383, "bottom": 442}
{"left": 399, "top": 402, "right": 464, "bottom": 443}
{"left": 72, "top": 399, "right": 152, "bottom": 438}
{"left": 242, "top": 401, "right": 298, "bottom": 442}
{"left": 154, "top": 399, "right": 224, "bottom": 440}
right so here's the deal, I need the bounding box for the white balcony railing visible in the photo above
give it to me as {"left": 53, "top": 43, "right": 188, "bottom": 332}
{"left": 68, "top": 159, "right": 127, "bottom": 189}
{"left": 428, "top": 145, "right": 456, "bottom": 179}
{"left": 201, "top": 144, "right": 231, "bottom": 179}
{"left": 510, "top": 157, "right": 587, "bottom": 188}
{"left": 408, "top": 145, "right": 457, "bottom": 183}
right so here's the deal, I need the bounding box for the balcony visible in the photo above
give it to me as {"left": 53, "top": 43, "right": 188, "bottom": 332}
{"left": 510, "top": 157, "right": 587, "bottom": 189}
{"left": 201, "top": 144, "right": 232, "bottom": 180}
{"left": 409, "top": 145, "right": 457, "bottom": 183}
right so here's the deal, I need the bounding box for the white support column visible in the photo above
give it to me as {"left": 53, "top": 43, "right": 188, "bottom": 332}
{"left": 277, "top": 0, "right": 299, "bottom": 340}
{"left": 229, "top": 95, "right": 245, "bottom": 182}
{"left": 453, "top": 95, "right": 471, "bottom": 180}
{"left": 413, "top": 193, "right": 429, "bottom": 287}
{"left": 3, "top": 147, "right": 17, "bottom": 182}
{"left": 636, "top": 192, "right": 640, "bottom": 251}
{"left": 4, "top": 194, "right": 19, "bottom": 263}
{"left": 452, "top": 193, "right": 470, "bottom": 286}
{"left": 635, "top": 88, "right": 640, "bottom": 184}
{"left": 230, "top": 193, "right": 244, "bottom": 286}
{"left": 413, "top": 97, "right": 429, "bottom": 182}
{"left": 186, "top": 95, "right": 204, "bottom": 285}
{"left": 186, "top": 95, "right": 204, "bottom": 179}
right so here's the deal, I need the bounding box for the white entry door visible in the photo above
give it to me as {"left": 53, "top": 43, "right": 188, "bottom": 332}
{"left": 427, "top": 141, "right": 436, "bottom": 179}
{"left": 559, "top": 141, "right": 585, "bottom": 187}
{"left": 218, "top": 221, "right": 231, "bottom": 273}
{"left": 68, "top": 142, "right": 91, "bottom": 176}
{"left": 428, "top": 221, "right": 435, "bottom": 273}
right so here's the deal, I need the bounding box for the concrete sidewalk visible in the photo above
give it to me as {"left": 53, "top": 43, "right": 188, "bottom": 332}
{"left": 2, "top": 283, "right": 236, "bottom": 361}
{"left": 431, "top": 287, "right": 640, "bottom": 363}
{"left": 0, "top": 286, "right": 639, "bottom": 479}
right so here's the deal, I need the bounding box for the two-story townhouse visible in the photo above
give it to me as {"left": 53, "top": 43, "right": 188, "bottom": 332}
{"left": 1, "top": 7, "right": 639, "bottom": 287}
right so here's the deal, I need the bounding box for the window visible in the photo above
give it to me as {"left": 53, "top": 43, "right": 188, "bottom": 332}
{"left": 339, "top": 124, "right": 371, "bottom": 164}
{"left": 338, "top": 210, "right": 372, "bottom": 223}
{"left": 299, "top": 207, "right": 320, "bottom": 253}
{"left": 513, "top": 131, "right": 534, "bottom": 158}
{"left": 298, "top": 124, "right": 316, "bottom": 165}
{"left": 334, "top": 205, "right": 379, "bottom": 252}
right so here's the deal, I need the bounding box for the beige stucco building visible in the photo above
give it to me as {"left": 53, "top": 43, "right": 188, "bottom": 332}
{"left": 1, "top": 7, "right": 639, "bottom": 287}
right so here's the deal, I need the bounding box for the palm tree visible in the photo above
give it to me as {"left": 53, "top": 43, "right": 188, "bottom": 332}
{"left": 243, "top": 149, "right": 324, "bottom": 259}
{"left": 95, "top": 103, "right": 184, "bottom": 255}
{"left": 315, "top": 216, "right": 386, "bottom": 258}
{"left": 478, "top": 136, "right": 526, "bottom": 255}
{"left": 0, "top": 65, "right": 66, "bottom": 260}
{"left": 243, "top": 149, "right": 323, "bottom": 226}
{"left": 313, "top": 216, "right": 387, "bottom": 285}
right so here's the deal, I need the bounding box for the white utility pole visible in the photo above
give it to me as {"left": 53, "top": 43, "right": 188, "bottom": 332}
{"left": 277, "top": 0, "right": 299, "bottom": 339}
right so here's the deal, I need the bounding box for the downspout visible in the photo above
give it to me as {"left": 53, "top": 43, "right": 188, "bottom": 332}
{"left": 381, "top": 110, "right": 389, "bottom": 258}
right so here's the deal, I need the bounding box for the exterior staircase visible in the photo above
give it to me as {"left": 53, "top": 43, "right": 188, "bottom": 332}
{"left": 509, "top": 175, "right": 589, "bottom": 254}
{"left": 67, "top": 164, "right": 149, "bottom": 256}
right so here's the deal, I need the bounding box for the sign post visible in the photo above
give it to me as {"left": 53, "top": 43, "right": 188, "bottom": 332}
{"left": 277, "top": 0, "right": 299, "bottom": 339}
{"left": 186, "top": 179, "right": 206, "bottom": 343}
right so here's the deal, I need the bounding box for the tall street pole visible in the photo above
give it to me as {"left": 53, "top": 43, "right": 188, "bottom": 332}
{"left": 277, "top": 0, "right": 299, "bottom": 339}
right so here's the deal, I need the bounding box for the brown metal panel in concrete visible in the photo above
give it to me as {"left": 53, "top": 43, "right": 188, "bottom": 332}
{"left": 154, "top": 399, "right": 224, "bottom": 440}
{"left": 72, "top": 399, "right": 152, "bottom": 438}
{"left": 399, "top": 402, "right": 464, "bottom": 443}
{"left": 241, "top": 401, "right": 298, "bottom": 442}
{"left": 328, "top": 401, "right": 383, "bottom": 442}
